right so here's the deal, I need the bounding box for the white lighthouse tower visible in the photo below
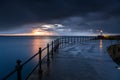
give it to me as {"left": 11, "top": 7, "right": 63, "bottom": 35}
{"left": 100, "top": 30, "right": 103, "bottom": 36}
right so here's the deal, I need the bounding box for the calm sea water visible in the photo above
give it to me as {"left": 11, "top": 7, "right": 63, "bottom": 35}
{"left": 0, "top": 36, "right": 118, "bottom": 79}
{"left": 0, "top": 36, "right": 56, "bottom": 79}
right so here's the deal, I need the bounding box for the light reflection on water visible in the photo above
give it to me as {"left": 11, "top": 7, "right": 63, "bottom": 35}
{"left": 31, "top": 37, "right": 52, "bottom": 61}
{"left": 99, "top": 39, "right": 103, "bottom": 52}
{"left": 0, "top": 36, "right": 119, "bottom": 79}
{"left": 0, "top": 36, "right": 55, "bottom": 79}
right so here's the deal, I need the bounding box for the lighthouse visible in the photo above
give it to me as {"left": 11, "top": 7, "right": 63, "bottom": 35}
{"left": 97, "top": 29, "right": 104, "bottom": 39}
{"left": 100, "top": 30, "right": 103, "bottom": 36}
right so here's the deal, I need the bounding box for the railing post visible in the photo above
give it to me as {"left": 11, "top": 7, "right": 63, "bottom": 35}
{"left": 71, "top": 36, "right": 72, "bottom": 43}
{"left": 59, "top": 37, "right": 61, "bottom": 48}
{"left": 16, "top": 60, "right": 22, "bottom": 80}
{"left": 39, "top": 48, "right": 42, "bottom": 74}
{"left": 69, "top": 37, "right": 70, "bottom": 43}
{"left": 47, "top": 43, "right": 50, "bottom": 66}
{"left": 51, "top": 41, "right": 54, "bottom": 57}
{"left": 74, "top": 36, "right": 75, "bottom": 43}
{"left": 57, "top": 39, "right": 59, "bottom": 49}
{"left": 62, "top": 37, "right": 63, "bottom": 47}
{"left": 61, "top": 38, "right": 62, "bottom": 47}
{"left": 58, "top": 38, "right": 60, "bottom": 48}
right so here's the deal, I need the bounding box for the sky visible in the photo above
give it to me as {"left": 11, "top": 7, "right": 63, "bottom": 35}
{"left": 0, "top": 0, "right": 120, "bottom": 36}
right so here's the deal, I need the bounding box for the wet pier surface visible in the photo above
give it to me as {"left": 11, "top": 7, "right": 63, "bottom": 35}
{"left": 28, "top": 40, "right": 120, "bottom": 80}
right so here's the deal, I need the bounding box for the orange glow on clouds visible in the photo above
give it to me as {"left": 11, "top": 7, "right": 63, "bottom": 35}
{"left": 32, "top": 28, "right": 44, "bottom": 35}
{"left": 31, "top": 28, "right": 56, "bottom": 36}
{"left": 0, "top": 28, "right": 57, "bottom": 36}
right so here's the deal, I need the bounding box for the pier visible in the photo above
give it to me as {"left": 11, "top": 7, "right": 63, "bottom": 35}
{"left": 2, "top": 36, "right": 120, "bottom": 80}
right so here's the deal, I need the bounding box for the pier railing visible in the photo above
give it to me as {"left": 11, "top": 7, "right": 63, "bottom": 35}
{"left": 3, "top": 38, "right": 60, "bottom": 80}
{"left": 59, "top": 36, "right": 97, "bottom": 48}
{"left": 2, "top": 36, "right": 97, "bottom": 80}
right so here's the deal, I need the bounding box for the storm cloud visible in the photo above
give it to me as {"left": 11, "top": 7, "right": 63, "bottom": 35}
{"left": 0, "top": 0, "right": 120, "bottom": 34}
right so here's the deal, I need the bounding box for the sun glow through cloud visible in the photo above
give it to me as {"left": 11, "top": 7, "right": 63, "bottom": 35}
{"left": 31, "top": 27, "right": 57, "bottom": 36}
{"left": 32, "top": 28, "right": 43, "bottom": 35}
{"left": 0, "top": 23, "right": 116, "bottom": 36}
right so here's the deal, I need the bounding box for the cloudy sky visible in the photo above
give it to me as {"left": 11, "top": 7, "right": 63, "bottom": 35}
{"left": 0, "top": 0, "right": 120, "bottom": 35}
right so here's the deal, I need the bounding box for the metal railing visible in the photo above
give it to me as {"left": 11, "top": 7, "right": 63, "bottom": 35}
{"left": 3, "top": 38, "right": 60, "bottom": 80}
{"left": 2, "top": 36, "right": 97, "bottom": 80}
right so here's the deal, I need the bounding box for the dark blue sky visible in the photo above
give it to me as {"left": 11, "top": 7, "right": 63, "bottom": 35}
{"left": 0, "top": 0, "right": 120, "bottom": 35}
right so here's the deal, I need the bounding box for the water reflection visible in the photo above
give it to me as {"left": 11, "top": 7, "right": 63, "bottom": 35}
{"left": 31, "top": 37, "right": 51, "bottom": 61}
{"left": 32, "top": 38, "right": 43, "bottom": 53}
{"left": 99, "top": 39, "right": 103, "bottom": 52}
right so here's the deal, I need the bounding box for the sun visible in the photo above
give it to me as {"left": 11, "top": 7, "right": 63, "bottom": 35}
{"left": 33, "top": 30, "right": 41, "bottom": 35}
{"left": 31, "top": 28, "right": 57, "bottom": 36}
{"left": 32, "top": 29, "right": 43, "bottom": 35}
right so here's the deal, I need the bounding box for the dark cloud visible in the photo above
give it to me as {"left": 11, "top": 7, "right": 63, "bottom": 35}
{"left": 0, "top": 0, "right": 120, "bottom": 33}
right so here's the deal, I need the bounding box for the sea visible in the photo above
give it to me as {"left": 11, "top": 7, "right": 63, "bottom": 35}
{"left": 0, "top": 36, "right": 119, "bottom": 80}
{"left": 0, "top": 36, "right": 56, "bottom": 79}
